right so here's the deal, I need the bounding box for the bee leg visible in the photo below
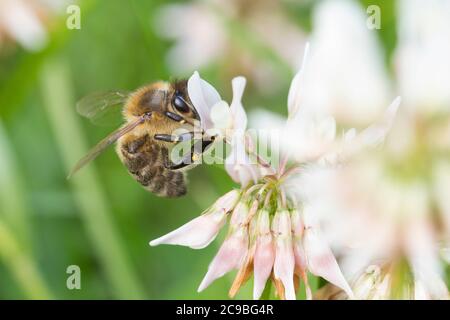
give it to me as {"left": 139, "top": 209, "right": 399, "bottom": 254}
{"left": 162, "top": 111, "right": 201, "bottom": 127}
{"left": 164, "top": 150, "right": 197, "bottom": 170}
{"left": 125, "top": 134, "right": 148, "bottom": 153}
{"left": 164, "top": 138, "right": 215, "bottom": 170}
{"left": 154, "top": 131, "right": 217, "bottom": 144}
{"left": 153, "top": 132, "right": 194, "bottom": 143}
{"left": 118, "top": 135, "right": 160, "bottom": 175}
{"left": 163, "top": 111, "right": 186, "bottom": 124}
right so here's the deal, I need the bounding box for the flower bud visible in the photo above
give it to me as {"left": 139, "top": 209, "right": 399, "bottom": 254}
{"left": 198, "top": 226, "right": 248, "bottom": 292}
{"left": 230, "top": 201, "right": 249, "bottom": 229}
{"left": 272, "top": 209, "right": 296, "bottom": 300}
{"left": 213, "top": 189, "right": 240, "bottom": 213}
{"left": 253, "top": 210, "right": 275, "bottom": 299}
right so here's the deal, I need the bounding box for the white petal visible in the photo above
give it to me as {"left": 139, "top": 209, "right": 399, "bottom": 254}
{"left": 351, "top": 265, "right": 382, "bottom": 299}
{"left": 414, "top": 280, "right": 431, "bottom": 300}
{"left": 396, "top": 0, "right": 450, "bottom": 115}
{"left": 187, "top": 71, "right": 221, "bottom": 130}
{"left": 344, "top": 128, "right": 357, "bottom": 142}
{"left": 230, "top": 76, "right": 248, "bottom": 130}
{"left": 248, "top": 110, "right": 285, "bottom": 164}
{"left": 0, "top": 0, "right": 48, "bottom": 51}
{"left": 300, "top": 0, "right": 391, "bottom": 124}
{"left": 154, "top": 4, "right": 226, "bottom": 72}
{"left": 225, "top": 142, "right": 259, "bottom": 187}
{"left": 318, "top": 116, "right": 336, "bottom": 142}
{"left": 357, "top": 96, "right": 400, "bottom": 147}
{"left": 287, "top": 43, "right": 310, "bottom": 117}
{"left": 210, "top": 100, "right": 232, "bottom": 130}
{"left": 149, "top": 210, "right": 226, "bottom": 249}
{"left": 371, "top": 274, "right": 391, "bottom": 300}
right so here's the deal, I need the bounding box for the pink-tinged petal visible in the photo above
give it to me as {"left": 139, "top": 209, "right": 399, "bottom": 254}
{"left": 293, "top": 241, "right": 312, "bottom": 300}
{"left": 198, "top": 227, "right": 248, "bottom": 292}
{"left": 254, "top": 237, "right": 274, "bottom": 299}
{"left": 229, "top": 76, "right": 248, "bottom": 131}
{"left": 229, "top": 244, "right": 255, "bottom": 298}
{"left": 272, "top": 210, "right": 296, "bottom": 300}
{"left": 303, "top": 226, "right": 354, "bottom": 298}
{"left": 287, "top": 43, "right": 310, "bottom": 118}
{"left": 187, "top": 71, "right": 221, "bottom": 130}
{"left": 210, "top": 100, "right": 232, "bottom": 130}
{"left": 149, "top": 209, "right": 227, "bottom": 249}
{"left": 291, "top": 210, "right": 307, "bottom": 272}
{"left": 253, "top": 210, "right": 275, "bottom": 300}
{"left": 290, "top": 210, "right": 311, "bottom": 299}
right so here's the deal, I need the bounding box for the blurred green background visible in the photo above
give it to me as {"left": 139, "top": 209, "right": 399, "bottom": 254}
{"left": 0, "top": 0, "right": 397, "bottom": 299}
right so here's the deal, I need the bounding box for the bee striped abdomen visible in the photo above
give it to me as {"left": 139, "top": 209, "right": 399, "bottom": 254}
{"left": 118, "top": 134, "right": 187, "bottom": 197}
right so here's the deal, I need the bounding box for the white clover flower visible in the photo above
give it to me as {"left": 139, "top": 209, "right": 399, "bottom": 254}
{"left": 297, "top": 0, "right": 450, "bottom": 300}
{"left": 0, "top": 0, "right": 70, "bottom": 51}
{"left": 290, "top": 0, "right": 392, "bottom": 126}
{"left": 148, "top": 45, "right": 403, "bottom": 300}
{"left": 154, "top": 0, "right": 306, "bottom": 93}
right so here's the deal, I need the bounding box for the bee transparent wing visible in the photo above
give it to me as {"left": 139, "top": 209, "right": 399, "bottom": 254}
{"left": 68, "top": 116, "right": 147, "bottom": 179}
{"left": 76, "top": 90, "right": 130, "bottom": 126}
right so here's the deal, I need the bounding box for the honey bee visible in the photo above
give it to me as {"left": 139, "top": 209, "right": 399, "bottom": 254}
{"left": 69, "top": 80, "right": 214, "bottom": 197}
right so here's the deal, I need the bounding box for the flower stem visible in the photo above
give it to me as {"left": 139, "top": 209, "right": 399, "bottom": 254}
{"left": 40, "top": 58, "right": 146, "bottom": 299}
{"left": 0, "top": 121, "right": 32, "bottom": 253}
{"left": 0, "top": 221, "right": 53, "bottom": 299}
{"left": 0, "top": 122, "right": 52, "bottom": 298}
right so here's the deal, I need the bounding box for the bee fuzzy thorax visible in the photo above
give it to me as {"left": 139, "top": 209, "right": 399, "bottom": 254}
{"left": 123, "top": 81, "right": 170, "bottom": 121}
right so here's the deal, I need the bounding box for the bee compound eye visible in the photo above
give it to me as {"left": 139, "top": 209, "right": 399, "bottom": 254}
{"left": 172, "top": 93, "right": 190, "bottom": 113}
